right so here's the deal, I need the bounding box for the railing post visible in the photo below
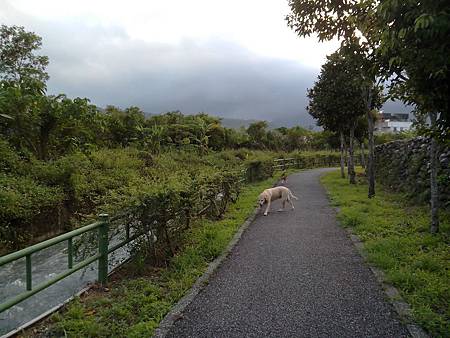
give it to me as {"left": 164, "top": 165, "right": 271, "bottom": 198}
{"left": 25, "top": 254, "right": 32, "bottom": 291}
{"left": 98, "top": 214, "right": 109, "bottom": 286}
{"left": 68, "top": 238, "right": 73, "bottom": 269}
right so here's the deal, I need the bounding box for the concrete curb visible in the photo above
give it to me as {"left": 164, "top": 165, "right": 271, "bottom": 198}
{"left": 343, "top": 226, "right": 429, "bottom": 338}
{"left": 152, "top": 206, "right": 260, "bottom": 338}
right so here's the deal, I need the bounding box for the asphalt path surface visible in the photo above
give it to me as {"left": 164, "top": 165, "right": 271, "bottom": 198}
{"left": 166, "top": 168, "right": 409, "bottom": 338}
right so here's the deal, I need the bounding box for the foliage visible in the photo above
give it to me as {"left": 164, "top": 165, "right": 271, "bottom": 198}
{"left": 0, "top": 90, "right": 102, "bottom": 159}
{"left": 377, "top": 0, "right": 450, "bottom": 135}
{"left": 0, "top": 25, "right": 49, "bottom": 89}
{"left": 374, "top": 130, "right": 416, "bottom": 145}
{"left": 246, "top": 121, "right": 268, "bottom": 149}
{"left": 307, "top": 47, "right": 366, "bottom": 133}
{"left": 0, "top": 173, "right": 65, "bottom": 249}
{"left": 322, "top": 170, "right": 450, "bottom": 337}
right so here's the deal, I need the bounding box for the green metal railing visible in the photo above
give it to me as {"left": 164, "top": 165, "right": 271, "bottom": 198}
{"left": 0, "top": 213, "right": 146, "bottom": 314}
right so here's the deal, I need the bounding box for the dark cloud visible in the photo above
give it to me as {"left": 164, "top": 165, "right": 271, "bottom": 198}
{"left": 2, "top": 3, "right": 410, "bottom": 127}
{"left": 45, "top": 31, "right": 319, "bottom": 126}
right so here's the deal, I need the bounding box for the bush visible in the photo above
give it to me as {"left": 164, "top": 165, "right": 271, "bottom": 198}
{"left": 116, "top": 168, "right": 241, "bottom": 263}
{"left": 0, "top": 138, "right": 22, "bottom": 173}
{"left": 0, "top": 173, "right": 65, "bottom": 249}
{"left": 245, "top": 159, "right": 274, "bottom": 182}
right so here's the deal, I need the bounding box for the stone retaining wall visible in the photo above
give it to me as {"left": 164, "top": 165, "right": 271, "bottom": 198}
{"left": 375, "top": 137, "right": 449, "bottom": 207}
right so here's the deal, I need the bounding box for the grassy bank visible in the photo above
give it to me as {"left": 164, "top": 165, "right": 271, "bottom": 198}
{"left": 24, "top": 177, "right": 275, "bottom": 337}
{"left": 321, "top": 170, "right": 450, "bottom": 337}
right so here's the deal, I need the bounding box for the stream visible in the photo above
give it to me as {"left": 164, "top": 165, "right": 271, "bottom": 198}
{"left": 0, "top": 231, "right": 132, "bottom": 337}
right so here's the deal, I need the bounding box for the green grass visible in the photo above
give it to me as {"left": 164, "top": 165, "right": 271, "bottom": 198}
{"left": 37, "top": 177, "right": 276, "bottom": 338}
{"left": 321, "top": 170, "right": 450, "bottom": 338}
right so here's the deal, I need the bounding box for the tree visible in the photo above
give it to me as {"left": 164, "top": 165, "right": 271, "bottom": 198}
{"left": 376, "top": 0, "right": 450, "bottom": 233}
{"left": 287, "top": 0, "right": 382, "bottom": 196}
{"left": 246, "top": 121, "right": 268, "bottom": 149}
{"left": 285, "top": 126, "right": 311, "bottom": 151}
{"left": 354, "top": 115, "right": 368, "bottom": 169}
{"left": 104, "top": 105, "right": 145, "bottom": 147}
{"left": 307, "top": 50, "right": 366, "bottom": 183}
{"left": 0, "top": 84, "right": 43, "bottom": 156}
{"left": 0, "top": 25, "right": 49, "bottom": 92}
{"left": 287, "top": 0, "right": 448, "bottom": 232}
{"left": 0, "top": 89, "right": 102, "bottom": 159}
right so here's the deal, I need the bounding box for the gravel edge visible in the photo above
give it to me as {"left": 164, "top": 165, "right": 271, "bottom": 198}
{"left": 343, "top": 227, "right": 429, "bottom": 338}
{"left": 327, "top": 193, "right": 429, "bottom": 338}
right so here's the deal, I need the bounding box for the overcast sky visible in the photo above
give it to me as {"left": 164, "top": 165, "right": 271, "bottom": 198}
{"left": 1, "top": 0, "right": 407, "bottom": 127}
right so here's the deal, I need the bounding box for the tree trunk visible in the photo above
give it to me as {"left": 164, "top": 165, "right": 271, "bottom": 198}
{"left": 348, "top": 124, "right": 356, "bottom": 184}
{"left": 39, "top": 129, "right": 50, "bottom": 161}
{"left": 339, "top": 130, "right": 345, "bottom": 178}
{"left": 366, "top": 88, "right": 375, "bottom": 198}
{"left": 429, "top": 112, "right": 439, "bottom": 234}
{"left": 360, "top": 142, "right": 366, "bottom": 169}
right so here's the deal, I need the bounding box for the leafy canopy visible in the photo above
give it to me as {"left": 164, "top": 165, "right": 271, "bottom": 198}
{"left": 0, "top": 25, "right": 49, "bottom": 92}
{"left": 307, "top": 46, "right": 369, "bottom": 132}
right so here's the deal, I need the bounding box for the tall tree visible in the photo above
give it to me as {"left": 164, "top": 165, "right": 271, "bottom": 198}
{"left": 287, "top": 0, "right": 382, "bottom": 196}
{"left": 307, "top": 50, "right": 366, "bottom": 183}
{"left": 0, "top": 25, "right": 49, "bottom": 92}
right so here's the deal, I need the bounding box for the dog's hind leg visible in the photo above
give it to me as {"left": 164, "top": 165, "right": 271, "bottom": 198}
{"left": 278, "top": 199, "right": 286, "bottom": 212}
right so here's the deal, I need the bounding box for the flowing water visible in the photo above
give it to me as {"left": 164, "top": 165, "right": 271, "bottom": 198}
{"left": 0, "top": 231, "right": 132, "bottom": 336}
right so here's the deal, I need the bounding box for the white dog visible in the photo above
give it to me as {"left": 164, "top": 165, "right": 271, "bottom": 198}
{"left": 258, "top": 186, "right": 298, "bottom": 216}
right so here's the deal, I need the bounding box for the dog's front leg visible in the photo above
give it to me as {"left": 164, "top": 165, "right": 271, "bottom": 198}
{"left": 288, "top": 198, "right": 295, "bottom": 210}
{"left": 264, "top": 200, "right": 271, "bottom": 216}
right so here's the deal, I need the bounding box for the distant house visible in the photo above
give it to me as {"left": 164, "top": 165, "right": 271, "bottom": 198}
{"left": 374, "top": 112, "right": 413, "bottom": 134}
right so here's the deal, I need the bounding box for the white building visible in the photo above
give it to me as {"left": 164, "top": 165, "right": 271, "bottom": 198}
{"left": 374, "top": 112, "right": 413, "bottom": 134}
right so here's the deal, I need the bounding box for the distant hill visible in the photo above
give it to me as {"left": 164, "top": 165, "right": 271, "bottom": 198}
{"left": 218, "top": 114, "right": 319, "bottom": 130}
{"left": 220, "top": 117, "right": 259, "bottom": 129}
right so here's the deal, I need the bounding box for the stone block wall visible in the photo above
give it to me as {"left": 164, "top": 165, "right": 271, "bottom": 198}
{"left": 375, "top": 137, "right": 450, "bottom": 208}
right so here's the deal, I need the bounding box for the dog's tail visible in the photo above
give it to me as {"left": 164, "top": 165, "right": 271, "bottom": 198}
{"left": 289, "top": 191, "right": 298, "bottom": 200}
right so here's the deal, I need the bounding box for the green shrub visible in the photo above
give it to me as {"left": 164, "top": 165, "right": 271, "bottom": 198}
{"left": 0, "top": 138, "right": 22, "bottom": 173}
{"left": 245, "top": 159, "right": 274, "bottom": 182}
{"left": 0, "top": 173, "right": 65, "bottom": 249}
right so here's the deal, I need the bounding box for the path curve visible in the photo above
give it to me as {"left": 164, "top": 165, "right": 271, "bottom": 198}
{"left": 165, "top": 168, "right": 409, "bottom": 338}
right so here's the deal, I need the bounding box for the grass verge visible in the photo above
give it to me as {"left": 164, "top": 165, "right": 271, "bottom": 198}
{"left": 22, "top": 177, "right": 276, "bottom": 338}
{"left": 321, "top": 169, "right": 450, "bottom": 338}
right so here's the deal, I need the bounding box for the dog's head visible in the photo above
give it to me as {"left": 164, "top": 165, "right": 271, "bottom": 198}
{"left": 258, "top": 193, "right": 267, "bottom": 207}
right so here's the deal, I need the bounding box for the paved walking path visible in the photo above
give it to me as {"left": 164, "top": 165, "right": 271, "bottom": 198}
{"left": 165, "top": 169, "right": 409, "bottom": 338}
